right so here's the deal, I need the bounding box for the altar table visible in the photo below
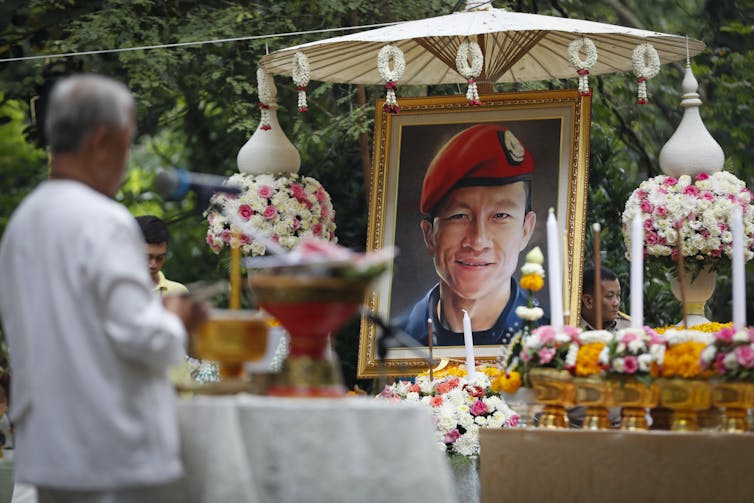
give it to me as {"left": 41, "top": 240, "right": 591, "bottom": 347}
{"left": 171, "top": 394, "right": 456, "bottom": 503}
{"left": 480, "top": 428, "right": 754, "bottom": 503}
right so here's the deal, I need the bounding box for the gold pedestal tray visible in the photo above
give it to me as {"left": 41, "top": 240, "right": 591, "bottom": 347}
{"left": 528, "top": 368, "right": 575, "bottom": 428}
{"left": 712, "top": 381, "right": 754, "bottom": 433}
{"left": 609, "top": 378, "right": 659, "bottom": 431}
{"left": 574, "top": 376, "right": 612, "bottom": 430}
{"left": 658, "top": 378, "right": 712, "bottom": 432}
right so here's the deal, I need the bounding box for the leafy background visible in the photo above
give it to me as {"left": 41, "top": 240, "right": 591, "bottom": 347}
{"left": 0, "top": 0, "right": 752, "bottom": 390}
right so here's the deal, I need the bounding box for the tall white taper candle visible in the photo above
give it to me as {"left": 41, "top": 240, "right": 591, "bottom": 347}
{"left": 462, "top": 309, "right": 476, "bottom": 378}
{"left": 630, "top": 214, "right": 644, "bottom": 328}
{"left": 546, "top": 208, "right": 563, "bottom": 330}
{"left": 732, "top": 206, "right": 746, "bottom": 329}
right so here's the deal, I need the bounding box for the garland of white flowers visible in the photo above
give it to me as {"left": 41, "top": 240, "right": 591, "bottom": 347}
{"left": 455, "top": 40, "right": 484, "bottom": 106}
{"left": 567, "top": 37, "right": 598, "bottom": 96}
{"left": 377, "top": 44, "right": 405, "bottom": 113}
{"left": 632, "top": 42, "right": 661, "bottom": 105}
{"left": 257, "top": 67, "right": 275, "bottom": 130}
{"left": 291, "top": 51, "right": 310, "bottom": 113}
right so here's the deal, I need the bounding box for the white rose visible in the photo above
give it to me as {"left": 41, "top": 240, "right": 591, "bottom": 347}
{"left": 638, "top": 353, "right": 653, "bottom": 372}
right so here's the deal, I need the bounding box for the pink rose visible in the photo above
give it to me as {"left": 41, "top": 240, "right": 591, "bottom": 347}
{"left": 645, "top": 231, "right": 659, "bottom": 245}
{"left": 695, "top": 172, "right": 709, "bottom": 181}
{"left": 312, "top": 223, "right": 323, "bottom": 236}
{"left": 507, "top": 415, "right": 520, "bottom": 428}
{"left": 320, "top": 206, "right": 329, "bottom": 218}
{"left": 315, "top": 187, "right": 326, "bottom": 203}
{"left": 263, "top": 205, "right": 277, "bottom": 219}
{"left": 220, "top": 229, "right": 232, "bottom": 243}
{"left": 700, "top": 190, "right": 715, "bottom": 202}
{"left": 620, "top": 332, "right": 638, "bottom": 345}
{"left": 640, "top": 200, "right": 654, "bottom": 213}
{"left": 408, "top": 383, "right": 421, "bottom": 393}
{"left": 535, "top": 326, "right": 556, "bottom": 345}
{"left": 290, "top": 183, "right": 306, "bottom": 201}
{"left": 538, "top": 347, "right": 556, "bottom": 364}
{"left": 716, "top": 327, "right": 735, "bottom": 344}
{"left": 436, "top": 378, "right": 459, "bottom": 395}
{"left": 623, "top": 356, "right": 639, "bottom": 374}
{"left": 470, "top": 400, "right": 488, "bottom": 416}
{"left": 257, "top": 184, "right": 274, "bottom": 199}
{"left": 520, "top": 350, "right": 532, "bottom": 362}
{"left": 429, "top": 395, "right": 444, "bottom": 407}
{"left": 655, "top": 205, "right": 668, "bottom": 217}
{"left": 714, "top": 353, "right": 727, "bottom": 375}
{"left": 643, "top": 218, "right": 655, "bottom": 231}
{"left": 292, "top": 218, "right": 302, "bottom": 231}
{"left": 238, "top": 204, "right": 253, "bottom": 220}
{"left": 734, "top": 345, "right": 754, "bottom": 368}
{"left": 444, "top": 429, "right": 461, "bottom": 444}
{"left": 664, "top": 176, "right": 678, "bottom": 186}
{"left": 563, "top": 325, "right": 581, "bottom": 341}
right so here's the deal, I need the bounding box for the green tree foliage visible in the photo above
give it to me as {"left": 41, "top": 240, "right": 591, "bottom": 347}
{"left": 0, "top": 0, "right": 751, "bottom": 387}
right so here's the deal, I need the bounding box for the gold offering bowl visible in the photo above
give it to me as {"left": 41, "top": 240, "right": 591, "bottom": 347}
{"left": 712, "top": 381, "right": 754, "bottom": 433}
{"left": 608, "top": 378, "right": 659, "bottom": 431}
{"left": 658, "top": 379, "right": 712, "bottom": 431}
{"left": 573, "top": 376, "right": 613, "bottom": 430}
{"left": 193, "top": 309, "right": 270, "bottom": 379}
{"left": 528, "top": 368, "right": 575, "bottom": 428}
{"left": 248, "top": 271, "right": 372, "bottom": 397}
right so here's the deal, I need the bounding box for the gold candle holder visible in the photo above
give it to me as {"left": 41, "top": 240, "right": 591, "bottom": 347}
{"left": 528, "top": 368, "right": 575, "bottom": 428}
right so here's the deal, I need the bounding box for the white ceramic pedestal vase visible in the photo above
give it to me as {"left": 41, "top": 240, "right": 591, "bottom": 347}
{"left": 449, "top": 455, "right": 480, "bottom": 503}
{"left": 667, "top": 266, "right": 716, "bottom": 326}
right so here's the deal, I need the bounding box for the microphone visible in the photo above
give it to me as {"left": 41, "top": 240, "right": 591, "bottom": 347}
{"left": 155, "top": 168, "right": 242, "bottom": 201}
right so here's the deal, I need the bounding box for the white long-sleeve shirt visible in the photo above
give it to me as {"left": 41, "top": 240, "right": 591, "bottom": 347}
{"left": 0, "top": 180, "right": 187, "bottom": 490}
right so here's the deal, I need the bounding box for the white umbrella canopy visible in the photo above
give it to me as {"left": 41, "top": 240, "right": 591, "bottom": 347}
{"left": 260, "top": 6, "right": 705, "bottom": 86}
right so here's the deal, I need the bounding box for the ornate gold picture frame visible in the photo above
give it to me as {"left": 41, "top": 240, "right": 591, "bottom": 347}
{"left": 357, "top": 90, "right": 591, "bottom": 377}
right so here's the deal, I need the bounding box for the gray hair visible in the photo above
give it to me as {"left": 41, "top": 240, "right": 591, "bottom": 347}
{"left": 44, "top": 74, "right": 135, "bottom": 154}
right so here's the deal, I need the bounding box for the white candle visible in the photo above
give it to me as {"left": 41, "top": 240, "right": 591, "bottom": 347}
{"left": 630, "top": 214, "right": 644, "bottom": 328}
{"left": 546, "top": 208, "right": 563, "bottom": 330}
{"left": 732, "top": 206, "right": 746, "bottom": 329}
{"left": 462, "top": 309, "right": 476, "bottom": 378}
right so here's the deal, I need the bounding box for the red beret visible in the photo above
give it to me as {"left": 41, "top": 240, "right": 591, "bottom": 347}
{"left": 420, "top": 124, "right": 535, "bottom": 215}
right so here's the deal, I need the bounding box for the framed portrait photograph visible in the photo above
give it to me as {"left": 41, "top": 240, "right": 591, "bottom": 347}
{"left": 357, "top": 89, "right": 591, "bottom": 378}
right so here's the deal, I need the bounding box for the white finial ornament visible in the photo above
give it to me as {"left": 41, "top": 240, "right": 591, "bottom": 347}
{"left": 377, "top": 45, "right": 405, "bottom": 114}
{"left": 658, "top": 61, "right": 724, "bottom": 177}
{"left": 291, "top": 52, "right": 310, "bottom": 113}
{"left": 456, "top": 40, "right": 484, "bottom": 106}
{"left": 567, "top": 37, "right": 597, "bottom": 96}
{"left": 237, "top": 67, "right": 301, "bottom": 175}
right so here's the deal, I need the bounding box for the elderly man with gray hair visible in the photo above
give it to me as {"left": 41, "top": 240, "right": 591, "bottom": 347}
{"left": 0, "top": 74, "right": 208, "bottom": 503}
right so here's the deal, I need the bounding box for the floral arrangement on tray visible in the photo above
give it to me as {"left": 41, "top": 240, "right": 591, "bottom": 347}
{"left": 376, "top": 364, "right": 519, "bottom": 458}
{"left": 659, "top": 328, "right": 715, "bottom": 379}
{"left": 622, "top": 171, "right": 754, "bottom": 278}
{"left": 603, "top": 326, "right": 665, "bottom": 385}
{"left": 700, "top": 326, "right": 754, "bottom": 381}
{"left": 204, "top": 172, "right": 337, "bottom": 256}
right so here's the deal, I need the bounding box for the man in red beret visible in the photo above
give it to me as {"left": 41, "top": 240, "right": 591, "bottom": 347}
{"left": 396, "top": 123, "right": 546, "bottom": 346}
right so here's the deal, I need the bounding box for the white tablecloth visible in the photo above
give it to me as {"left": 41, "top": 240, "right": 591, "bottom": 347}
{"left": 171, "top": 394, "right": 457, "bottom": 503}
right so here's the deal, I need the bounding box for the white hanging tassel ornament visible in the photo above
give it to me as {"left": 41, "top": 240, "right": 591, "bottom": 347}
{"left": 632, "top": 42, "right": 661, "bottom": 105}
{"left": 567, "top": 37, "right": 598, "bottom": 96}
{"left": 257, "top": 67, "right": 274, "bottom": 130}
{"left": 291, "top": 52, "right": 311, "bottom": 113}
{"left": 455, "top": 40, "right": 484, "bottom": 106}
{"left": 377, "top": 45, "right": 406, "bottom": 113}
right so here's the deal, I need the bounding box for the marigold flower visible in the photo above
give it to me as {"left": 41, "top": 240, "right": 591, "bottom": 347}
{"left": 520, "top": 273, "right": 544, "bottom": 292}
{"left": 492, "top": 371, "right": 522, "bottom": 394}
{"left": 575, "top": 342, "right": 606, "bottom": 376}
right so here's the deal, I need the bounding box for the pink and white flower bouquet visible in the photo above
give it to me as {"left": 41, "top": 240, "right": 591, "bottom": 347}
{"left": 622, "top": 171, "right": 754, "bottom": 277}
{"left": 204, "top": 172, "right": 337, "bottom": 256}
{"left": 519, "top": 324, "right": 582, "bottom": 374}
{"left": 604, "top": 327, "right": 666, "bottom": 385}
{"left": 376, "top": 364, "right": 519, "bottom": 458}
{"left": 700, "top": 326, "right": 754, "bottom": 381}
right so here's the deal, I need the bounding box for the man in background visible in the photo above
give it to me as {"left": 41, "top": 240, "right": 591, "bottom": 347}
{"left": 136, "top": 214, "right": 189, "bottom": 296}
{"left": 396, "top": 123, "right": 543, "bottom": 346}
{"left": 0, "top": 74, "right": 208, "bottom": 503}
{"left": 580, "top": 265, "right": 631, "bottom": 332}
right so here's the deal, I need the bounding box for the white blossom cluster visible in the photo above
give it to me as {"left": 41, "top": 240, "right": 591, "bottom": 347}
{"left": 622, "top": 172, "right": 754, "bottom": 266}
{"left": 376, "top": 368, "right": 519, "bottom": 458}
{"left": 204, "top": 172, "right": 337, "bottom": 256}
{"left": 604, "top": 327, "right": 666, "bottom": 376}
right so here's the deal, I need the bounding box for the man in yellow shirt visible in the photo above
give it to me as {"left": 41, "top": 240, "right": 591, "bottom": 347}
{"left": 135, "top": 215, "right": 189, "bottom": 296}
